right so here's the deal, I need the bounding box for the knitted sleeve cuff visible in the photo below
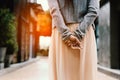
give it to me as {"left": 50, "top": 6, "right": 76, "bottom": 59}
{"left": 62, "top": 29, "right": 73, "bottom": 41}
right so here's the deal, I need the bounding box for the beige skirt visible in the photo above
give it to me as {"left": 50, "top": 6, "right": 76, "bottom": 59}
{"left": 49, "top": 24, "right": 97, "bottom": 80}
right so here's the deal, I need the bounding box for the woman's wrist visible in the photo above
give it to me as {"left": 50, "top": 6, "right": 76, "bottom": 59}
{"left": 73, "top": 31, "right": 83, "bottom": 41}
{"left": 62, "top": 30, "right": 73, "bottom": 41}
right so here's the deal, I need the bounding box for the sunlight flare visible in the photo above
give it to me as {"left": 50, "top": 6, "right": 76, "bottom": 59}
{"left": 37, "top": 0, "right": 49, "bottom": 11}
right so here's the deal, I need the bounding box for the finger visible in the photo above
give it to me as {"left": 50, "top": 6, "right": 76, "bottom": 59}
{"left": 75, "top": 38, "right": 84, "bottom": 49}
{"left": 64, "top": 40, "right": 70, "bottom": 45}
{"left": 72, "top": 43, "right": 81, "bottom": 49}
{"left": 71, "top": 46, "right": 80, "bottom": 50}
{"left": 69, "top": 35, "right": 76, "bottom": 41}
{"left": 74, "top": 40, "right": 83, "bottom": 49}
{"left": 64, "top": 40, "right": 72, "bottom": 47}
{"left": 75, "top": 38, "right": 81, "bottom": 44}
{"left": 68, "top": 43, "right": 71, "bottom": 47}
{"left": 64, "top": 40, "right": 68, "bottom": 44}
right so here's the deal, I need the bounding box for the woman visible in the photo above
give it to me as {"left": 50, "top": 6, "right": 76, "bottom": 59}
{"left": 48, "top": 0, "right": 99, "bottom": 80}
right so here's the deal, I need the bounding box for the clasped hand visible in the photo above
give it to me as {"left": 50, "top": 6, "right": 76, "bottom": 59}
{"left": 64, "top": 35, "right": 82, "bottom": 50}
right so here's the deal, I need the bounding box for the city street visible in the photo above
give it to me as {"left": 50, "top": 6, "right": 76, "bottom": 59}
{"left": 0, "top": 0, "right": 120, "bottom": 80}
{"left": 0, "top": 57, "right": 118, "bottom": 80}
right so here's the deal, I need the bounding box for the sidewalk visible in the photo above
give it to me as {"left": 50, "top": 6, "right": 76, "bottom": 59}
{"left": 0, "top": 57, "right": 39, "bottom": 76}
{"left": 0, "top": 56, "right": 119, "bottom": 80}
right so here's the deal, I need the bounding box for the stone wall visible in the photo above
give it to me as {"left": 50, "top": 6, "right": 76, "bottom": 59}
{"left": 98, "top": 2, "right": 110, "bottom": 68}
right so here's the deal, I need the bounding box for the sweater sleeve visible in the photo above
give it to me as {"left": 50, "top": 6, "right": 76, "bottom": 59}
{"left": 48, "top": 0, "right": 72, "bottom": 40}
{"left": 74, "top": 0, "right": 99, "bottom": 40}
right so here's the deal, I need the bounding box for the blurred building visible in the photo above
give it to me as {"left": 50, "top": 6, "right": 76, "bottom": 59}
{"left": 15, "top": 0, "right": 51, "bottom": 62}
{"left": 0, "top": 0, "right": 51, "bottom": 63}
{"left": 14, "top": 0, "right": 45, "bottom": 62}
{"left": 98, "top": 0, "right": 120, "bottom": 70}
{"left": 98, "top": 0, "right": 120, "bottom": 79}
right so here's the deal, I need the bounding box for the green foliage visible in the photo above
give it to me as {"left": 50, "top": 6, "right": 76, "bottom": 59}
{"left": 0, "top": 8, "right": 18, "bottom": 54}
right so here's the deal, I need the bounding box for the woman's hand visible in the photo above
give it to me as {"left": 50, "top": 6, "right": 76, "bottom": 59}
{"left": 64, "top": 35, "right": 82, "bottom": 49}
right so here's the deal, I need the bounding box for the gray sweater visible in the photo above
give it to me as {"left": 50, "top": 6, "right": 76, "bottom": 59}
{"left": 48, "top": 0, "right": 99, "bottom": 40}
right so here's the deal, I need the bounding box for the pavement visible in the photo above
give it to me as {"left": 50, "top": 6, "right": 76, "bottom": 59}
{"left": 0, "top": 56, "right": 119, "bottom": 80}
{"left": 0, "top": 57, "right": 39, "bottom": 76}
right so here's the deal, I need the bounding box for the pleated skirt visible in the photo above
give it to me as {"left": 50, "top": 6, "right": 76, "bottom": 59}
{"left": 49, "top": 24, "right": 97, "bottom": 80}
